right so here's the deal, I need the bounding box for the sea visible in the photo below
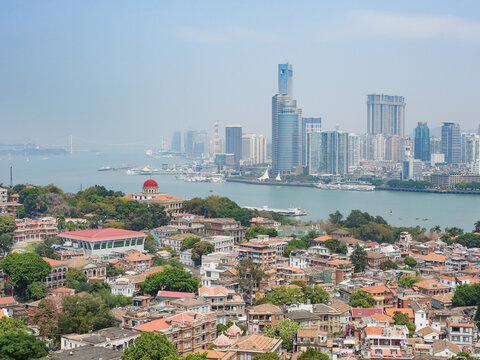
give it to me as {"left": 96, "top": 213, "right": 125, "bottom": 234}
{"left": 1, "top": 147, "right": 479, "bottom": 232}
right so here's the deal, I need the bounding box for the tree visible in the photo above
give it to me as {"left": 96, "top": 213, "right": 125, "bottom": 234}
{"left": 399, "top": 275, "right": 422, "bottom": 289}
{"left": 298, "top": 348, "right": 330, "bottom": 360}
{"left": 406, "top": 322, "right": 416, "bottom": 337}
{"left": 303, "top": 286, "right": 329, "bottom": 304}
{"left": 144, "top": 233, "right": 158, "bottom": 253}
{"left": 0, "top": 253, "right": 51, "bottom": 297}
{"left": 349, "top": 290, "right": 374, "bottom": 308}
{"left": 357, "top": 222, "right": 394, "bottom": 243}
{"left": 245, "top": 225, "right": 278, "bottom": 240}
{"left": 328, "top": 211, "right": 343, "bottom": 225}
{"left": 122, "top": 332, "right": 178, "bottom": 360}
{"left": 237, "top": 259, "right": 265, "bottom": 295}
{"left": 445, "top": 227, "right": 464, "bottom": 237}
{"left": 180, "top": 236, "right": 201, "bottom": 251}
{"left": 343, "top": 210, "right": 387, "bottom": 228}
{"left": 191, "top": 241, "right": 215, "bottom": 264}
{"left": 253, "top": 353, "right": 280, "bottom": 360}
{"left": 263, "top": 319, "right": 300, "bottom": 351}
{"left": 452, "top": 284, "right": 480, "bottom": 307}
{"left": 0, "top": 317, "right": 27, "bottom": 335}
{"left": 106, "top": 263, "right": 125, "bottom": 278}
{"left": 0, "top": 216, "right": 16, "bottom": 255}
{"left": 140, "top": 267, "right": 200, "bottom": 296}
{"left": 259, "top": 286, "right": 305, "bottom": 305}
{"left": 33, "top": 298, "right": 60, "bottom": 340}
{"left": 66, "top": 268, "right": 88, "bottom": 289}
{"left": 26, "top": 282, "right": 48, "bottom": 301}
{"left": 350, "top": 244, "right": 367, "bottom": 273}
{"left": 380, "top": 259, "right": 398, "bottom": 270}
{"left": 453, "top": 233, "right": 480, "bottom": 248}
{"left": 0, "top": 332, "right": 48, "bottom": 359}
{"left": 403, "top": 257, "right": 417, "bottom": 267}
{"left": 58, "top": 294, "right": 116, "bottom": 334}
{"left": 393, "top": 311, "right": 410, "bottom": 325}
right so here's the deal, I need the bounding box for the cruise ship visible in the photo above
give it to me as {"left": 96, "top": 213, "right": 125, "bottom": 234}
{"left": 315, "top": 182, "right": 375, "bottom": 191}
{"left": 244, "top": 205, "right": 307, "bottom": 216}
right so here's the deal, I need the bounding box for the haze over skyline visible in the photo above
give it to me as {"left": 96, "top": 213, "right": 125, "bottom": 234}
{"left": 2, "top": 1, "right": 480, "bottom": 148}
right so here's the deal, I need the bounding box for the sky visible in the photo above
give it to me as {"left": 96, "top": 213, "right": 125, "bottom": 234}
{"left": 1, "top": 1, "right": 480, "bottom": 148}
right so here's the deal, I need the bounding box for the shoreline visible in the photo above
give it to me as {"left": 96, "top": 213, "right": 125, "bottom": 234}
{"left": 227, "top": 178, "right": 480, "bottom": 195}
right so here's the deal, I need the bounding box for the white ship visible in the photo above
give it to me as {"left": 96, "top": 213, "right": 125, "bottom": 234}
{"left": 245, "top": 205, "right": 307, "bottom": 216}
{"left": 315, "top": 182, "right": 375, "bottom": 191}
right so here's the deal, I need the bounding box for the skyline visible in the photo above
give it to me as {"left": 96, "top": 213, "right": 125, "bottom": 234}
{"left": 2, "top": 1, "right": 480, "bottom": 147}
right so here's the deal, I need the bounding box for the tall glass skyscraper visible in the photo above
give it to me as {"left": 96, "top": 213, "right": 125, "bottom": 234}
{"left": 309, "top": 131, "right": 349, "bottom": 175}
{"left": 278, "top": 63, "right": 293, "bottom": 96}
{"left": 367, "top": 94, "right": 406, "bottom": 136}
{"left": 441, "top": 122, "right": 461, "bottom": 164}
{"left": 171, "top": 131, "right": 181, "bottom": 153}
{"left": 302, "top": 117, "right": 322, "bottom": 166}
{"left": 225, "top": 125, "right": 242, "bottom": 167}
{"left": 414, "top": 122, "right": 430, "bottom": 161}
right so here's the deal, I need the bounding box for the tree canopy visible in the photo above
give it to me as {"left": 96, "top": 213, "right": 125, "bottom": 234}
{"left": 380, "top": 259, "right": 398, "bottom": 270}
{"left": 180, "top": 236, "right": 201, "bottom": 251}
{"left": 122, "top": 332, "right": 178, "bottom": 360}
{"left": 0, "top": 317, "right": 27, "bottom": 335}
{"left": 140, "top": 267, "right": 200, "bottom": 296}
{"left": 349, "top": 290, "right": 374, "bottom": 308}
{"left": 263, "top": 318, "right": 301, "bottom": 351}
{"left": 245, "top": 225, "right": 278, "bottom": 240}
{"left": 0, "top": 332, "right": 48, "bottom": 360}
{"left": 191, "top": 241, "right": 215, "bottom": 264}
{"left": 0, "top": 216, "right": 16, "bottom": 255}
{"left": 298, "top": 348, "right": 330, "bottom": 360}
{"left": 403, "top": 257, "right": 417, "bottom": 267}
{"left": 452, "top": 284, "right": 480, "bottom": 307}
{"left": 399, "top": 275, "right": 422, "bottom": 289}
{"left": 252, "top": 353, "right": 280, "bottom": 360}
{"left": 350, "top": 244, "right": 367, "bottom": 273}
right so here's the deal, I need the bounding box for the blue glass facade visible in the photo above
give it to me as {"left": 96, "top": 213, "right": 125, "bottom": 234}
{"left": 225, "top": 125, "right": 242, "bottom": 167}
{"left": 441, "top": 122, "right": 461, "bottom": 164}
{"left": 302, "top": 117, "right": 322, "bottom": 166}
{"left": 278, "top": 63, "right": 293, "bottom": 96}
{"left": 414, "top": 122, "right": 430, "bottom": 161}
{"left": 277, "top": 101, "right": 301, "bottom": 174}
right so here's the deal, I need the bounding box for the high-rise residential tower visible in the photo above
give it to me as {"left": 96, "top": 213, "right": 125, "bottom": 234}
{"left": 171, "top": 131, "right": 181, "bottom": 153}
{"left": 308, "top": 130, "right": 349, "bottom": 175}
{"left": 441, "top": 122, "right": 461, "bottom": 164}
{"left": 225, "top": 125, "right": 242, "bottom": 167}
{"left": 302, "top": 117, "right": 322, "bottom": 167}
{"left": 278, "top": 63, "right": 293, "bottom": 96}
{"left": 414, "top": 122, "right": 431, "bottom": 161}
{"left": 184, "top": 130, "right": 197, "bottom": 156}
{"left": 242, "top": 134, "right": 267, "bottom": 165}
{"left": 367, "top": 94, "right": 406, "bottom": 136}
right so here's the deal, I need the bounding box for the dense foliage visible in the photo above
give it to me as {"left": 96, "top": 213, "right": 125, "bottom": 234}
{"left": 387, "top": 179, "right": 432, "bottom": 189}
{"left": 393, "top": 311, "right": 416, "bottom": 337}
{"left": 180, "top": 236, "right": 201, "bottom": 251}
{"left": 191, "top": 241, "right": 214, "bottom": 265}
{"left": 399, "top": 275, "right": 422, "bottom": 289}
{"left": 403, "top": 257, "right": 417, "bottom": 267}
{"left": 0, "top": 317, "right": 27, "bottom": 335}
{"left": 350, "top": 244, "right": 367, "bottom": 273}
{"left": 0, "top": 216, "right": 16, "bottom": 255}
{"left": 245, "top": 225, "right": 278, "bottom": 240}
{"left": 122, "top": 332, "right": 178, "bottom": 360}
{"left": 263, "top": 319, "right": 300, "bottom": 351}
{"left": 349, "top": 290, "right": 374, "bottom": 308}
{"left": 141, "top": 267, "right": 200, "bottom": 296}
{"left": 450, "top": 233, "right": 480, "bottom": 248}
{"left": 324, "top": 238, "right": 348, "bottom": 254}
{"left": 452, "top": 284, "right": 480, "bottom": 307}
{"left": 380, "top": 259, "right": 398, "bottom": 270}
{"left": 257, "top": 285, "right": 329, "bottom": 306}
{"left": 0, "top": 332, "right": 48, "bottom": 359}
{"left": 298, "top": 348, "right": 330, "bottom": 360}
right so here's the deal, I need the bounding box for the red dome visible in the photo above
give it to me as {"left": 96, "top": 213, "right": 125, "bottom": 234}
{"left": 143, "top": 179, "right": 158, "bottom": 188}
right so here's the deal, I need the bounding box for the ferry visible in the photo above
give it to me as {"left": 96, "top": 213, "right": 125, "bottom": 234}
{"left": 315, "top": 182, "right": 375, "bottom": 191}
{"left": 244, "top": 205, "right": 307, "bottom": 216}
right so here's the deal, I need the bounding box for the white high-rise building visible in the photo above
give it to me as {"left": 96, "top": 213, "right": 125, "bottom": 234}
{"left": 364, "top": 134, "right": 386, "bottom": 161}
{"left": 367, "top": 94, "right": 406, "bottom": 136}
{"left": 242, "top": 134, "right": 267, "bottom": 165}
{"left": 348, "top": 134, "right": 361, "bottom": 168}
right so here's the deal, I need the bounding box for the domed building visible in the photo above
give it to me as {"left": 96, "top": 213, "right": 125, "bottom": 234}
{"left": 124, "top": 179, "right": 184, "bottom": 215}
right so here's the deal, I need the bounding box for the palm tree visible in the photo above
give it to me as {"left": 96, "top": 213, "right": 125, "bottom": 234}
{"left": 474, "top": 220, "right": 480, "bottom": 233}
{"left": 433, "top": 225, "right": 441, "bottom": 234}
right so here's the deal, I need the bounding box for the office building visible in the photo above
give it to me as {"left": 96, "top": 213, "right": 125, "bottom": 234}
{"left": 242, "top": 134, "right": 267, "bottom": 165}
{"left": 348, "top": 134, "right": 361, "bottom": 168}
{"left": 402, "top": 159, "right": 423, "bottom": 180}
{"left": 171, "top": 131, "right": 182, "bottom": 153}
{"left": 276, "top": 99, "right": 302, "bottom": 174}
{"left": 385, "top": 135, "right": 410, "bottom": 163}
{"left": 441, "top": 122, "right": 461, "bottom": 164}
{"left": 225, "top": 125, "right": 242, "bottom": 167}
{"left": 309, "top": 131, "right": 349, "bottom": 175}
{"left": 367, "top": 94, "right": 406, "bottom": 136}
{"left": 462, "top": 133, "right": 480, "bottom": 164}
{"left": 278, "top": 63, "right": 293, "bottom": 96}
{"left": 414, "top": 122, "right": 430, "bottom": 161}
{"left": 430, "top": 137, "right": 441, "bottom": 155}
{"left": 184, "top": 130, "right": 196, "bottom": 156}
{"left": 302, "top": 117, "right": 322, "bottom": 166}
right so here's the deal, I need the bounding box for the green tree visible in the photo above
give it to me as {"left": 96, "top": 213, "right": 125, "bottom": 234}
{"left": 58, "top": 294, "right": 116, "bottom": 334}
{"left": 380, "top": 259, "right": 398, "bottom": 271}
{"left": 26, "top": 281, "right": 48, "bottom": 301}
{"left": 406, "top": 322, "right": 416, "bottom": 337}
{"left": 191, "top": 241, "right": 215, "bottom": 264}
{"left": 453, "top": 233, "right": 480, "bottom": 248}
{"left": 263, "top": 319, "right": 300, "bottom": 351}
{"left": 303, "top": 286, "right": 329, "bottom": 304}
{"left": 259, "top": 286, "right": 305, "bottom": 305}
{"left": 0, "top": 253, "right": 51, "bottom": 297}
{"left": 350, "top": 244, "right": 367, "bottom": 273}
{"left": 328, "top": 211, "right": 343, "bottom": 225}
{"left": 475, "top": 221, "right": 480, "bottom": 233}
{"left": 448, "top": 352, "right": 477, "bottom": 360}
{"left": 445, "top": 227, "right": 464, "bottom": 237}
{"left": 253, "top": 353, "right": 280, "bottom": 360}
{"left": 0, "top": 215, "right": 16, "bottom": 255}
{"left": 357, "top": 222, "right": 394, "bottom": 243}
{"left": 180, "top": 236, "right": 202, "bottom": 251}
{"left": 399, "top": 275, "right": 422, "bottom": 288}
{"left": 144, "top": 233, "right": 158, "bottom": 253}
{"left": 0, "top": 317, "right": 27, "bottom": 335}
{"left": 122, "top": 332, "right": 178, "bottom": 360}
{"left": 237, "top": 259, "right": 265, "bottom": 295}
{"left": 298, "top": 348, "right": 330, "bottom": 360}
{"left": 106, "top": 263, "right": 126, "bottom": 278}
{"left": 245, "top": 225, "right": 278, "bottom": 240}
{"left": 343, "top": 210, "right": 387, "bottom": 228}
{"left": 403, "top": 257, "right": 417, "bottom": 267}
{"left": 66, "top": 268, "right": 88, "bottom": 289}
{"left": 140, "top": 267, "right": 200, "bottom": 296}
{"left": 349, "top": 290, "right": 374, "bottom": 308}
{"left": 0, "top": 332, "right": 48, "bottom": 359}
{"left": 452, "top": 284, "right": 480, "bottom": 307}
{"left": 33, "top": 298, "right": 60, "bottom": 340}
{"left": 393, "top": 311, "right": 410, "bottom": 325}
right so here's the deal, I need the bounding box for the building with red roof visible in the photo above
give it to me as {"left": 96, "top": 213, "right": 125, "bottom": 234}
{"left": 42, "top": 257, "right": 68, "bottom": 290}
{"left": 124, "top": 180, "right": 184, "bottom": 215}
{"left": 59, "top": 228, "right": 146, "bottom": 259}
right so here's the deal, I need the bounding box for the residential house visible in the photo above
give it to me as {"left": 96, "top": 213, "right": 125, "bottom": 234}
{"left": 42, "top": 257, "right": 68, "bottom": 289}
{"left": 198, "top": 286, "right": 245, "bottom": 320}
{"left": 446, "top": 316, "right": 476, "bottom": 348}
{"left": 61, "top": 327, "right": 139, "bottom": 351}
{"left": 247, "top": 304, "right": 284, "bottom": 334}
{"left": 414, "top": 279, "right": 449, "bottom": 297}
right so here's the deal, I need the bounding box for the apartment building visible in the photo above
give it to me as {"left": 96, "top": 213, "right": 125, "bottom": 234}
{"left": 42, "top": 257, "right": 68, "bottom": 289}
{"left": 238, "top": 243, "right": 276, "bottom": 268}
{"left": 200, "top": 218, "right": 246, "bottom": 243}
{"left": 446, "top": 317, "right": 476, "bottom": 348}
{"left": 13, "top": 217, "right": 58, "bottom": 243}
{"left": 247, "top": 304, "right": 284, "bottom": 334}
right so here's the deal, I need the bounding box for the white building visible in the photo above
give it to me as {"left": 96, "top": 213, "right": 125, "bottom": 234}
{"left": 110, "top": 277, "right": 136, "bottom": 297}
{"left": 242, "top": 133, "right": 267, "bottom": 165}
{"left": 411, "top": 301, "right": 429, "bottom": 330}
{"left": 289, "top": 250, "right": 308, "bottom": 270}
{"left": 202, "top": 236, "right": 234, "bottom": 253}
{"left": 61, "top": 327, "right": 139, "bottom": 351}
{"left": 180, "top": 249, "right": 194, "bottom": 267}
{"left": 0, "top": 187, "right": 7, "bottom": 203}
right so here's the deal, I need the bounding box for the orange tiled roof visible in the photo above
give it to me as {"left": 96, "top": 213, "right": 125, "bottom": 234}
{"left": 124, "top": 252, "right": 152, "bottom": 261}
{"left": 364, "top": 326, "right": 382, "bottom": 336}
{"left": 385, "top": 308, "right": 414, "bottom": 319}
{"left": 313, "top": 235, "right": 332, "bottom": 242}
{"left": 419, "top": 253, "right": 446, "bottom": 262}
{"left": 43, "top": 257, "right": 67, "bottom": 267}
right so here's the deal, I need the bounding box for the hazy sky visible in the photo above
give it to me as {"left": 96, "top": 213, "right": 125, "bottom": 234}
{"left": 2, "top": 1, "right": 480, "bottom": 148}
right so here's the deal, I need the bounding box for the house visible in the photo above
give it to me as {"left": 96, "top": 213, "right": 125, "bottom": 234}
{"left": 119, "top": 251, "right": 152, "bottom": 272}
{"left": 180, "top": 249, "right": 195, "bottom": 267}
{"left": 60, "top": 327, "right": 139, "bottom": 351}
{"left": 411, "top": 301, "right": 429, "bottom": 330}
{"left": 156, "top": 291, "right": 195, "bottom": 301}
{"left": 13, "top": 217, "right": 58, "bottom": 244}
{"left": 110, "top": 277, "right": 136, "bottom": 297}
{"left": 238, "top": 243, "right": 276, "bottom": 268}
{"left": 124, "top": 180, "right": 184, "bottom": 215}
{"left": 446, "top": 316, "right": 475, "bottom": 347}
{"left": 418, "top": 326, "right": 441, "bottom": 342}
{"left": 289, "top": 250, "right": 309, "bottom": 270}
{"left": 294, "top": 328, "right": 327, "bottom": 352}
{"left": 439, "top": 275, "right": 456, "bottom": 290}
{"left": 247, "top": 304, "right": 284, "bottom": 334}
{"left": 285, "top": 310, "right": 320, "bottom": 329}
{"left": 414, "top": 279, "right": 449, "bottom": 297}
{"left": 351, "top": 308, "right": 383, "bottom": 322}
{"left": 198, "top": 286, "right": 245, "bottom": 320}
{"left": 224, "top": 335, "right": 282, "bottom": 359}
{"left": 365, "top": 251, "right": 389, "bottom": 269}
{"left": 362, "top": 325, "right": 411, "bottom": 360}
{"left": 432, "top": 293, "right": 454, "bottom": 309}
{"left": 42, "top": 257, "right": 68, "bottom": 289}
{"left": 202, "top": 236, "right": 235, "bottom": 253}
{"left": 200, "top": 218, "right": 246, "bottom": 243}
{"left": 384, "top": 308, "right": 414, "bottom": 323}
{"left": 53, "top": 346, "right": 122, "bottom": 360}
{"left": 432, "top": 339, "right": 461, "bottom": 358}
{"left": 65, "top": 256, "right": 107, "bottom": 279}
{"left": 171, "top": 298, "right": 211, "bottom": 314}
{"left": 314, "top": 303, "right": 342, "bottom": 334}
{"left": 361, "top": 285, "right": 396, "bottom": 308}
{"left": 276, "top": 266, "right": 305, "bottom": 283}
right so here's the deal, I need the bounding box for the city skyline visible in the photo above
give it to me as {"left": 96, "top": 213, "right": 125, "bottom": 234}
{"left": 2, "top": 1, "right": 480, "bottom": 147}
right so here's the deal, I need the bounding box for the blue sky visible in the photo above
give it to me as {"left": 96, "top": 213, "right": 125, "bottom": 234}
{"left": 1, "top": 1, "right": 480, "bottom": 147}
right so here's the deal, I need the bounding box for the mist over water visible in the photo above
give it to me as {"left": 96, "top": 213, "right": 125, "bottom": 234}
{"left": 1, "top": 148, "right": 479, "bottom": 232}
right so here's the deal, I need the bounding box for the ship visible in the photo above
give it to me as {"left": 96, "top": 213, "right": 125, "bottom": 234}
{"left": 244, "top": 205, "right": 307, "bottom": 216}
{"left": 315, "top": 182, "right": 375, "bottom": 191}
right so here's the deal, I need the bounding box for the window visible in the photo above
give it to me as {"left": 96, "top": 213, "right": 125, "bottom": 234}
{"left": 275, "top": 315, "right": 280, "bottom": 320}
{"left": 131, "top": 239, "right": 136, "bottom": 245}
{"left": 463, "top": 328, "right": 470, "bottom": 333}
{"left": 114, "top": 240, "right": 124, "bottom": 248}
{"left": 107, "top": 241, "right": 113, "bottom": 248}
{"left": 101, "top": 242, "right": 107, "bottom": 249}
{"left": 93, "top": 242, "right": 100, "bottom": 250}
{"left": 463, "top": 337, "right": 469, "bottom": 342}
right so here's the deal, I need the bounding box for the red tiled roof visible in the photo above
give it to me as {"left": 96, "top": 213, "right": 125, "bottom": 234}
{"left": 0, "top": 297, "right": 16, "bottom": 306}
{"left": 43, "top": 257, "right": 67, "bottom": 266}
{"left": 59, "top": 228, "right": 146, "bottom": 241}
{"left": 156, "top": 291, "right": 195, "bottom": 299}
{"left": 351, "top": 308, "right": 383, "bottom": 317}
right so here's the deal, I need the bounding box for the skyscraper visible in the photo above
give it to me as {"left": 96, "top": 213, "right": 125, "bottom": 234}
{"left": 367, "top": 94, "right": 406, "bottom": 136}
{"left": 276, "top": 100, "right": 302, "bottom": 174}
{"left": 171, "top": 131, "right": 181, "bottom": 153}
{"left": 441, "top": 122, "right": 461, "bottom": 164}
{"left": 242, "top": 134, "right": 267, "bottom": 165}
{"left": 414, "top": 122, "right": 430, "bottom": 161}
{"left": 278, "top": 63, "right": 293, "bottom": 96}
{"left": 309, "top": 131, "right": 349, "bottom": 175}
{"left": 302, "top": 117, "right": 322, "bottom": 167}
{"left": 225, "top": 125, "right": 242, "bottom": 167}
{"left": 184, "top": 130, "right": 196, "bottom": 156}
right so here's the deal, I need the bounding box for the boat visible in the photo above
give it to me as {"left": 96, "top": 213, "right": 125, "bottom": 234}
{"left": 315, "top": 182, "right": 375, "bottom": 191}
{"left": 244, "top": 205, "right": 307, "bottom": 216}
{"left": 98, "top": 166, "right": 113, "bottom": 171}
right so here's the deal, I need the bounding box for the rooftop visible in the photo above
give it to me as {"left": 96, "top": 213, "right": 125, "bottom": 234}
{"left": 59, "top": 228, "right": 146, "bottom": 241}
